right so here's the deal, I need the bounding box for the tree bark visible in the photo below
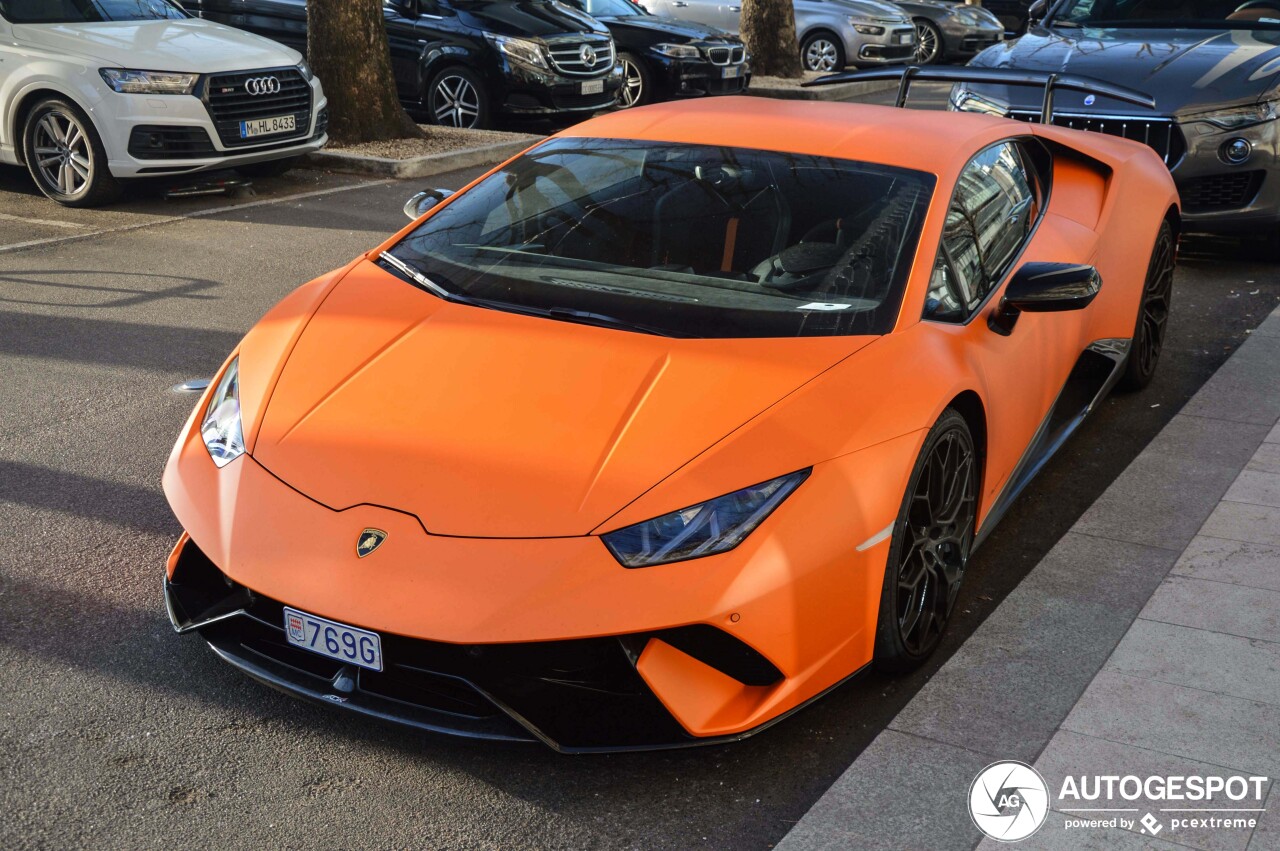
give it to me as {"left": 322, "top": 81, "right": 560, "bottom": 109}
{"left": 740, "top": 0, "right": 803, "bottom": 78}
{"left": 307, "top": 0, "right": 423, "bottom": 144}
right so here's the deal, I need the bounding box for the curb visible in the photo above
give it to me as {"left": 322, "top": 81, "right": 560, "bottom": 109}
{"left": 745, "top": 80, "right": 898, "bottom": 102}
{"left": 777, "top": 303, "right": 1280, "bottom": 851}
{"left": 304, "top": 137, "right": 540, "bottom": 180}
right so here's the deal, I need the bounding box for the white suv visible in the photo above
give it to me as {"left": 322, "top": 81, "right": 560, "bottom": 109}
{"left": 0, "top": 0, "right": 328, "bottom": 206}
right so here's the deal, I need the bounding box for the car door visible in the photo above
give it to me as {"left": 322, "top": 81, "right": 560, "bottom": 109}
{"left": 382, "top": 0, "right": 428, "bottom": 100}
{"left": 923, "top": 140, "right": 1083, "bottom": 508}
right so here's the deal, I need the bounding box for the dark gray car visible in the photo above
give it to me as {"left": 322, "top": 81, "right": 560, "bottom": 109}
{"left": 954, "top": 0, "right": 1280, "bottom": 234}
{"left": 893, "top": 0, "right": 1004, "bottom": 63}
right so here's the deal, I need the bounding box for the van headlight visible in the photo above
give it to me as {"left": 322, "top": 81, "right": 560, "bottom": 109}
{"left": 602, "top": 470, "right": 810, "bottom": 568}
{"left": 200, "top": 358, "right": 245, "bottom": 468}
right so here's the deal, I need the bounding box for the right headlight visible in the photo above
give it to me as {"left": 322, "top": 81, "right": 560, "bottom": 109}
{"left": 850, "top": 16, "right": 886, "bottom": 34}
{"left": 99, "top": 68, "right": 198, "bottom": 95}
{"left": 653, "top": 42, "right": 702, "bottom": 59}
{"left": 1185, "top": 100, "right": 1280, "bottom": 130}
{"left": 601, "top": 470, "right": 810, "bottom": 568}
{"left": 200, "top": 358, "right": 245, "bottom": 468}
{"left": 486, "top": 34, "right": 549, "bottom": 70}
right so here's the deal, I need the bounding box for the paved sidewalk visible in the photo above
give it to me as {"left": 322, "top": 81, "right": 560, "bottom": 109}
{"left": 779, "top": 304, "right": 1280, "bottom": 851}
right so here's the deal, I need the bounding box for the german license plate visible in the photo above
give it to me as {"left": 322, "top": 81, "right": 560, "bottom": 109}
{"left": 284, "top": 607, "right": 383, "bottom": 671}
{"left": 896, "top": 31, "right": 914, "bottom": 44}
{"left": 580, "top": 79, "right": 604, "bottom": 95}
{"left": 240, "top": 114, "right": 296, "bottom": 139}
{"left": 723, "top": 65, "right": 741, "bottom": 78}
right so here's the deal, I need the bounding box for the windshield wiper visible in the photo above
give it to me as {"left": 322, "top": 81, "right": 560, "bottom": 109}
{"left": 378, "top": 251, "right": 463, "bottom": 302}
{"left": 546, "top": 307, "right": 682, "bottom": 337}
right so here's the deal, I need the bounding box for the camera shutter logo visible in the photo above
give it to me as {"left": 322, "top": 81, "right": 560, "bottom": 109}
{"left": 969, "top": 761, "right": 1050, "bottom": 842}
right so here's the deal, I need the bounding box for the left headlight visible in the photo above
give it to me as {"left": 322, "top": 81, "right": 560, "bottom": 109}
{"left": 602, "top": 470, "right": 810, "bottom": 568}
{"left": 850, "top": 16, "right": 885, "bottom": 34}
{"left": 1187, "top": 100, "right": 1280, "bottom": 130}
{"left": 200, "top": 358, "right": 245, "bottom": 468}
{"left": 486, "top": 33, "right": 550, "bottom": 69}
{"left": 99, "top": 68, "right": 198, "bottom": 95}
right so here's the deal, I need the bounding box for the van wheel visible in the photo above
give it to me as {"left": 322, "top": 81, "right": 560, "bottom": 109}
{"left": 427, "top": 67, "right": 489, "bottom": 129}
{"left": 23, "top": 97, "right": 121, "bottom": 207}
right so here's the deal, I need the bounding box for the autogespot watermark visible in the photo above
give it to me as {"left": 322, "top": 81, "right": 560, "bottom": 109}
{"left": 967, "top": 764, "right": 1270, "bottom": 842}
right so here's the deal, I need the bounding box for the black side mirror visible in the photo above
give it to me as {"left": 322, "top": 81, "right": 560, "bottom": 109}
{"left": 1026, "top": 0, "right": 1047, "bottom": 23}
{"left": 989, "top": 261, "right": 1101, "bottom": 335}
{"left": 404, "top": 188, "right": 453, "bottom": 220}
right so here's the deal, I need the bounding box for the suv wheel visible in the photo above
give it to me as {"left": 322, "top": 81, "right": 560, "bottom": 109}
{"left": 427, "top": 67, "right": 489, "bottom": 129}
{"left": 23, "top": 98, "right": 121, "bottom": 207}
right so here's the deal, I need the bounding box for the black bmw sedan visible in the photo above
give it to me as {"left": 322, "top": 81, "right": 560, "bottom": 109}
{"left": 954, "top": 0, "right": 1280, "bottom": 234}
{"left": 559, "top": 0, "right": 749, "bottom": 107}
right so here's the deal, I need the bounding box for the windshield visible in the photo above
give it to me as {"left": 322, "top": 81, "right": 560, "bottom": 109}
{"left": 567, "top": 0, "right": 647, "bottom": 16}
{"left": 0, "top": 0, "right": 185, "bottom": 23}
{"left": 385, "top": 138, "right": 933, "bottom": 339}
{"left": 1052, "top": 0, "right": 1280, "bottom": 28}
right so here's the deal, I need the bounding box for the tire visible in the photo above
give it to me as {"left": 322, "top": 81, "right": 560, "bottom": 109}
{"left": 801, "top": 32, "right": 845, "bottom": 73}
{"left": 913, "top": 19, "right": 943, "bottom": 64}
{"left": 617, "top": 51, "right": 652, "bottom": 109}
{"left": 22, "top": 97, "right": 121, "bottom": 207}
{"left": 873, "top": 409, "right": 978, "bottom": 673}
{"left": 234, "top": 156, "right": 299, "bottom": 179}
{"left": 426, "top": 66, "right": 490, "bottom": 130}
{"left": 1117, "top": 220, "right": 1175, "bottom": 392}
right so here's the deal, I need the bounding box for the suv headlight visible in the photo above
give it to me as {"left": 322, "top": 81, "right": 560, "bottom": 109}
{"left": 601, "top": 470, "right": 810, "bottom": 568}
{"left": 850, "top": 16, "right": 885, "bottom": 34}
{"left": 99, "top": 68, "right": 198, "bottom": 95}
{"left": 200, "top": 358, "right": 245, "bottom": 468}
{"left": 654, "top": 42, "right": 701, "bottom": 58}
{"left": 486, "top": 34, "right": 549, "bottom": 69}
{"left": 1187, "top": 100, "right": 1280, "bottom": 130}
{"left": 297, "top": 57, "right": 314, "bottom": 82}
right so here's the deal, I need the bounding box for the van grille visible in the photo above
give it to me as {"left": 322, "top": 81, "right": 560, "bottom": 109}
{"left": 546, "top": 37, "right": 615, "bottom": 77}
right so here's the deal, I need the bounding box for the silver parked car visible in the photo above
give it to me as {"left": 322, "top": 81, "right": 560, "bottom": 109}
{"left": 646, "top": 0, "right": 916, "bottom": 71}
{"left": 894, "top": 0, "right": 1003, "bottom": 64}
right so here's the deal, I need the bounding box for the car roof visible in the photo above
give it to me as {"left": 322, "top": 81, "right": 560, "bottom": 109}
{"left": 557, "top": 96, "right": 1023, "bottom": 177}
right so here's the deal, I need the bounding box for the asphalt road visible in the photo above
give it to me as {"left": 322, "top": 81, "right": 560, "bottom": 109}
{"left": 1, "top": 150, "right": 1279, "bottom": 851}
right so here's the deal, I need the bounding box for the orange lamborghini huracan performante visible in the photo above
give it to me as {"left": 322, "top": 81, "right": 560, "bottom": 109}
{"left": 164, "top": 84, "right": 1178, "bottom": 751}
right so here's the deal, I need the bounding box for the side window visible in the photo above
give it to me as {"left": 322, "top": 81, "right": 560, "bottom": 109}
{"left": 925, "top": 141, "right": 1038, "bottom": 323}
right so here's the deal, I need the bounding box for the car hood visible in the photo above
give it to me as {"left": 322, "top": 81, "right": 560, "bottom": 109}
{"left": 815, "top": 0, "right": 912, "bottom": 22}
{"left": 971, "top": 26, "right": 1280, "bottom": 114}
{"left": 251, "top": 261, "right": 870, "bottom": 538}
{"left": 454, "top": 0, "right": 606, "bottom": 38}
{"left": 596, "top": 14, "right": 736, "bottom": 40}
{"left": 12, "top": 19, "right": 300, "bottom": 72}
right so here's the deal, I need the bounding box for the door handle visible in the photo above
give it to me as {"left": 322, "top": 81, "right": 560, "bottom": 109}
{"left": 728, "top": 5, "right": 740, "bottom": 10}
{"left": 673, "top": 2, "right": 688, "bottom": 7}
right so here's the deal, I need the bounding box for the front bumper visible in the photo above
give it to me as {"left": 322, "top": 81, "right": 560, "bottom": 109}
{"left": 99, "top": 73, "right": 328, "bottom": 178}
{"left": 649, "top": 55, "right": 750, "bottom": 99}
{"left": 848, "top": 27, "right": 916, "bottom": 66}
{"left": 938, "top": 20, "right": 1004, "bottom": 59}
{"left": 494, "top": 62, "right": 623, "bottom": 118}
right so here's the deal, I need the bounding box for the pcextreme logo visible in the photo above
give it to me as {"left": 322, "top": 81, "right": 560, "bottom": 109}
{"left": 968, "top": 764, "right": 1271, "bottom": 842}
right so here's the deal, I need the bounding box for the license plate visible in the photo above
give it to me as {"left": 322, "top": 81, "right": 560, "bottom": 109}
{"left": 896, "top": 32, "right": 914, "bottom": 44}
{"left": 284, "top": 607, "right": 383, "bottom": 671}
{"left": 723, "top": 65, "right": 741, "bottom": 78}
{"left": 240, "top": 114, "right": 296, "bottom": 139}
{"left": 580, "top": 79, "right": 604, "bottom": 95}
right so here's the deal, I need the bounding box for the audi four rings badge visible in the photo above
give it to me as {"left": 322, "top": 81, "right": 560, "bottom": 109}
{"left": 245, "top": 76, "right": 281, "bottom": 96}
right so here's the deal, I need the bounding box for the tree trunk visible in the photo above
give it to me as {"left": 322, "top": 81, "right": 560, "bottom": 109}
{"left": 740, "top": 0, "right": 803, "bottom": 78}
{"left": 307, "top": 0, "right": 423, "bottom": 144}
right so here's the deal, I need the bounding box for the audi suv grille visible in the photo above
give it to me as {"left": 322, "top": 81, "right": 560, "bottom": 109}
{"left": 202, "top": 67, "right": 312, "bottom": 148}
{"left": 1009, "top": 111, "right": 1187, "bottom": 166}
{"left": 704, "top": 45, "right": 746, "bottom": 65}
{"left": 546, "top": 37, "right": 615, "bottom": 77}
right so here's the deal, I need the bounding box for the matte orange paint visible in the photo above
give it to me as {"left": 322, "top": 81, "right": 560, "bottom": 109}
{"left": 164, "top": 98, "right": 1179, "bottom": 740}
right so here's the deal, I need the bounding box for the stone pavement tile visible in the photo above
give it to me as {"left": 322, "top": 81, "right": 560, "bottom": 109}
{"left": 1074, "top": 416, "right": 1270, "bottom": 550}
{"left": 775, "top": 730, "right": 988, "bottom": 851}
{"left": 1201, "top": 502, "right": 1280, "bottom": 548}
{"left": 1253, "top": 308, "right": 1280, "bottom": 338}
{"left": 1181, "top": 334, "right": 1280, "bottom": 426}
{"left": 1139, "top": 575, "right": 1280, "bottom": 645}
{"left": 1036, "top": 730, "right": 1262, "bottom": 851}
{"left": 1172, "top": 537, "right": 1280, "bottom": 592}
{"left": 1266, "top": 422, "right": 1280, "bottom": 445}
{"left": 1106, "top": 619, "right": 1280, "bottom": 707}
{"left": 891, "top": 533, "right": 1178, "bottom": 763}
{"left": 1248, "top": 784, "right": 1278, "bottom": 850}
{"left": 1062, "top": 672, "right": 1280, "bottom": 778}
{"left": 1247, "top": 443, "right": 1280, "bottom": 474}
{"left": 1225, "top": 470, "right": 1280, "bottom": 509}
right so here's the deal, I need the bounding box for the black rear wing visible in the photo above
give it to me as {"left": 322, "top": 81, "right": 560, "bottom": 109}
{"left": 803, "top": 66, "right": 1156, "bottom": 124}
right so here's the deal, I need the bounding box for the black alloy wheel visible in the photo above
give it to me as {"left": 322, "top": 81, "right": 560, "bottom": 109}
{"left": 913, "top": 19, "right": 943, "bottom": 64}
{"left": 427, "top": 67, "right": 489, "bottom": 129}
{"left": 1118, "top": 220, "right": 1175, "bottom": 391}
{"left": 617, "top": 51, "right": 650, "bottom": 109}
{"left": 874, "top": 409, "right": 977, "bottom": 671}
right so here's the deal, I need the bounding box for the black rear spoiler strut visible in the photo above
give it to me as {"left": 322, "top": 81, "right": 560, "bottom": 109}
{"left": 802, "top": 66, "right": 1157, "bottom": 124}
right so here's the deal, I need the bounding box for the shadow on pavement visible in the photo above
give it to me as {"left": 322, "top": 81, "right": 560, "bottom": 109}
{"left": 0, "top": 270, "right": 221, "bottom": 310}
